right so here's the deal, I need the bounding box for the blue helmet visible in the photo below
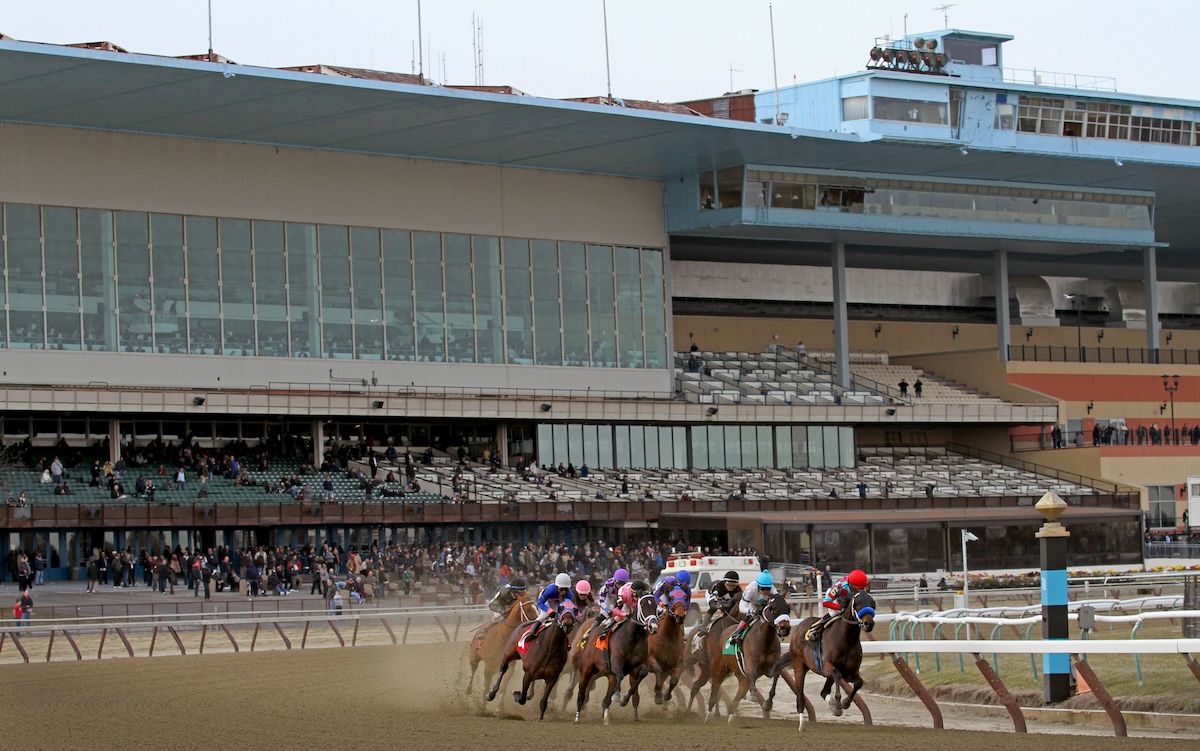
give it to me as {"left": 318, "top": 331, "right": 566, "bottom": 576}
{"left": 675, "top": 570, "right": 691, "bottom": 586}
{"left": 756, "top": 571, "right": 774, "bottom": 588}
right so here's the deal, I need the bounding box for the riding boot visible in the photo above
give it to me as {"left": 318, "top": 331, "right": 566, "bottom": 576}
{"left": 730, "top": 619, "right": 749, "bottom": 645}
{"left": 806, "top": 613, "right": 832, "bottom": 644}
{"left": 596, "top": 616, "right": 612, "bottom": 639}
{"left": 696, "top": 610, "right": 714, "bottom": 637}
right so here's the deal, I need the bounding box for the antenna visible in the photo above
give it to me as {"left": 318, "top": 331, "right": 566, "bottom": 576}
{"left": 207, "top": 0, "right": 214, "bottom": 60}
{"left": 440, "top": 51, "right": 446, "bottom": 84}
{"left": 602, "top": 0, "right": 613, "bottom": 103}
{"left": 769, "top": 4, "right": 781, "bottom": 125}
{"left": 933, "top": 3, "right": 955, "bottom": 29}
{"left": 416, "top": 0, "right": 424, "bottom": 79}
{"left": 472, "top": 14, "right": 485, "bottom": 85}
{"left": 729, "top": 63, "right": 743, "bottom": 93}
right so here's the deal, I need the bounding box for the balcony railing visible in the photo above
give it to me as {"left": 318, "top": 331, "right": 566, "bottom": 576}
{"left": 1007, "top": 345, "right": 1200, "bottom": 365}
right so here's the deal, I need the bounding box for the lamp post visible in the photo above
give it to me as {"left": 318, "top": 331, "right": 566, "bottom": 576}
{"left": 1064, "top": 293, "right": 1083, "bottom": 362}
{"left": 1163, "top": 374, "right": 1180, "bottom": 445}
{"left": 961, "top": 529, "right": 978, "bottom": 607}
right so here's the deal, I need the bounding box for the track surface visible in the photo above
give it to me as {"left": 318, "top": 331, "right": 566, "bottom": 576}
{"left": 2, "top": 640, "right": 1197, "bottom": 751}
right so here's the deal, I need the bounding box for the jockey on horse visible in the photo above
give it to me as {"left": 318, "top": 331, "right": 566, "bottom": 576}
{"left": 485, "top": 577, "right": 528, "bottom": 623}
{"left": 805, "top": 569, "right": 869, "bottom": 648}
{"left": 594, "top": 579, "right": 650, "bottom": 641}
{"left": 533, "top": 573, "right": 575, "bottom": 633}
{"left": 652, "top": 568, "right": 691, "bottom": 612}
{"left": 693, "top": 570, "right": 741, "bottom": 644}
{"left": 729, "top": 570, "right": 779, "bottom": 646}
{"left": 572, "top": 578, "right": 595, "bottom": 615}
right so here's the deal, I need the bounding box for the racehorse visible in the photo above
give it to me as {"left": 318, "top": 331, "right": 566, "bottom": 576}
{"left": 466, "top": 594, "right": 539, "bottom": 695}
{"left": 486, "top": 602, "right": 579, "bottom": 719}
{"left": 573, "top": 594, "right": 659, "bottom": 724}
{"left": 644, "top": 586, "right": 689, "bottom": 706}
{"left": 767, "top": 590, "right": 876, "bottom": 731}
{"left": 684, "top": 609, "right": 737, "bottom": 712}
{"left": 705, "top": 592, "right": 791, "bottom": 722}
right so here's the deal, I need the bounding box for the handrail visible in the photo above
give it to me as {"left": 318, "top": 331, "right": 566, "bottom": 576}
{"left": 1011, "top": 428, "right": 1194, "bottom": 452}
{"left": 1007, "top": 344, "right": 1200, "bottom": 366}
{"left": 774, "top": 346, "right": 914, "bottom": 405}
{"left": 944, "top": 442, "right": 1126, "bottom": 495}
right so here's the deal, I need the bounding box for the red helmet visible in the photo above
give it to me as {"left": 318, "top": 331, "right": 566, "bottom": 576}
{"left": 847, "top": 570, "right": 869, "bottom": 589}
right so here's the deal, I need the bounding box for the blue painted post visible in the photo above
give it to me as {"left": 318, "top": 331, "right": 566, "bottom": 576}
{"left": 1036, "top": 491, "right": 1071, "bottom": 703}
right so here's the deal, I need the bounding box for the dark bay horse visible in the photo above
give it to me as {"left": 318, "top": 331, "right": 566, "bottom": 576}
{"left": 684, "top": 609, "right": 737, "bottom": 712}
{"left": 467, "top": 594, "right": 538, "bottom": 695}
{"left": 486, "top": 602, "right": 579, "bottom": 719}
{"left": 768, "top": 590, "right": 876, "bottom": 731}
{"left": 574, "top": 594, "right": 660, "bottom": 724}
{"left": 645, "top": 586, "right": 689, "bottom": 706}
{"left": 705, "top": 593, "right": 791, "bottom": 722}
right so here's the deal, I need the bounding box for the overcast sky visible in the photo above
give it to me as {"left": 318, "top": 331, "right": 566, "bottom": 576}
{"left": 1, "top": 1, "right": 1194, "bottom": 103}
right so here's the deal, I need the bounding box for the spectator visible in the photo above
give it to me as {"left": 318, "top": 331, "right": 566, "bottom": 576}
{"left": 898, "top": 379, "right": 909, "bottom": 397}
{"left": 913, "top": 379, "right": 923, "bottom": 398}
{"left": 857, "top": 481, "right": 868, "bottom": 499}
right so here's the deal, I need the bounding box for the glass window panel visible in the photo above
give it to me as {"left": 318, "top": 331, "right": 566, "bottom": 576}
{"left": 378, "top": 229, "right": 415, "bottom": 361}
{"left": 238, "top": 222, "right": 283, "bottom": 357}
{"left": 5, "top": 205, "right": 44, "bottom": 349}
{"left": 806, "top": 426, "right": 823, "bottom": 469}
{"left": 776, "top": 426, "right": 793, "bottom": 469}
{"left": 641, "top": 250, "right": 667, "bottom": 368}
{"left": 582, "top": 425, "right": 598, "bottom": 468}
{"left": 443, "top": 233, "right": 475, "bottom": 363}
{"left": 150, "top": 214, "right": 185, "bottom": 354}
{"left": 614, "top": 246, "right": 643, "bottom": 368}
{"left": 740, "top": 425, "right": 757, "bottom": 467}
{"left": 219, "top": 219, "right": 254, "bottom": 355}
{"left": 473, "top": 236, "right": 502, "bottom": 364}
{"left": 552, "top": 424, "right": 568, "bottom": 468}
{"left": 531, "top": 240, "right": 562, "bottom": 366}
{"left": 566, "top": 424, "right": 583, "bottom": 467}
{"left": 0, "top": 206, "right": 5, "bottom": 348}
{"left": 184, "top": 216, "right": 219, "bottom": 354}
{"left": 412, "top": 232, "right": 445, "bottom": 362}
{"left": 673, "top": 426, "right": 687, "bottom": 469}
{"left": 286, "top": 223, "right": 319, "bottom": 358}
{"left": 659, "top": 426, "right": 674, "bottom": 470}
{"left": 629, "top": 425, "right": 645, "bottom": 468}
{"left": 351, "top": 227, "right": 384, "bottom": 360}
{"left": 537, "top": 424, "right": 553, "bottom": 466}
{"left": 644, "top": 426, "right": 660, "bottom": 469}
{"left": 758, "top": 425, "right": 773, "bottom": 469}
{"left": 839, "top": 427, "right": 856, "bottom": 469}
{"left": 319, "top": 225, "right": 352, "bottom": 358}
{"left": 587, "top": 244, "right": 616, "bottom": 368}
{"left": 823, "top": 425, "right": 841, "bottom": 469}
{"left": 79, "top": 210, "right": 115, "bottom": 352}
{"left": 43, "top": 207, "right": 81, "bottom": 350}
{"left": 692, "top": 426, "right": 709, "bottom": 470}
{"left": 560, "top": 242, "right": 589, "bottom": 366}
{"left": 115, "top": 211, "right": 150, "bottom": 352}
{"left": 616, "top": 425, "right": 631, "bottom": 469}
{"left": 599, "top": 425, "right": 615, "bottom": 469}
{"left": 707, "top": 426, "right": 726, "bottom": 468}
{"left": 502, "top": 238, "right": 532, "bottom": 364}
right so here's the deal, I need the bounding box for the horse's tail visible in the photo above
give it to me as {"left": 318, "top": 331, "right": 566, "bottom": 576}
{"left": 770, "top": 650, "right": 792, "bottom": 678}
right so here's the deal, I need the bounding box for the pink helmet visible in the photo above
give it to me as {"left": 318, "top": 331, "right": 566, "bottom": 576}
{"left": 575, "top": 580, "right": 592, "bottom": 596}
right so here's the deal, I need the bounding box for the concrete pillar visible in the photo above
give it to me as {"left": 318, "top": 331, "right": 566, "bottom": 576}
{"left": 1036, "top": 492, "right": 1072, "bottom": 703}
{"left": 496, "top": 423, "right": 510, "bottom": 467}
{"left": 994, "top": 250, "right": 1011, "bottom": 361}
{"left": 312, "top": 420, "right": 325, "bottom": 467}
{"left": 831, "top": 241, "right": 850, "bottom": 389}
{"left": 1144, "top": 247, "right": 1160, "bottom": 363}
{"left": 108, "top": 417, "right": 121, "bottom": 464}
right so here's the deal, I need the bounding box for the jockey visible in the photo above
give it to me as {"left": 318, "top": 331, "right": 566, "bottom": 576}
{"left": 695, "top": 570, "right": 741, "bottom": 638}
{"left": 652, "top": 568, "right": 692, "bottom": 610}
{"left": 595, "top": 579, "right": 649, "bottom": 639}
{"left": 486, "top": 577, "right": 527, "bottom": 620}
{"left": 573, "top": 579, "right": 595, "bottom": 614}
{"left": 805, "top": 569, "right": 869, "bottom": 645}
{"left": 729, "top": 570, "right": 778, "bottom": 646}
{"left": 596, "top": 567, "right": 630, "bottom": 618}
{"left": 534, "top": 573, "right": 575, "bottom": 624}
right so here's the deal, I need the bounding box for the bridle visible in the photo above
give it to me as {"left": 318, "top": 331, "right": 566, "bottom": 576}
{"left": 633, "top": 593, "right": 660, "bottom": 634}
{"left": 660, "top": 587, "right": 689, "bottom": 623}
{"left": 762, "top": 593, "right": 792, "bottom": 638}
{"left": 843, "top": 591, "right": 877, "bottom": 632}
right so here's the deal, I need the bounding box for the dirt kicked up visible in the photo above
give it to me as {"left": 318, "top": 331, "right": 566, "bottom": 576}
{"left": 1, "top": 640, "right": 1196, "bottom": 751}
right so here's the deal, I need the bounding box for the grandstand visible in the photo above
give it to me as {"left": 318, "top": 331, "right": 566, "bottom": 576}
{"left": 2, "top": 27, "right": 1197, "bottom": 578}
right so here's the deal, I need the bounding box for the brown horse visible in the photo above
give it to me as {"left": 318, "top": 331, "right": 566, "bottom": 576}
{"left": 486, "top": 603, "right": 579, "bottom": 719}
{"left": 466, "top": 594, "right": 539, "bottom": 695}
{"left": 573, "top": 594, "right": 660, "bottom": 724}
{"left": 684, "top": 609, "right": 737, "bottom": 712}
{"left": 705, "top": 592, "right": 792, "bottom": 722}
{"left": 645, "top": 587, "right": 690, "bottom": 706}
{"left": 767, "top": 590, "right": 876, "bottom": 731}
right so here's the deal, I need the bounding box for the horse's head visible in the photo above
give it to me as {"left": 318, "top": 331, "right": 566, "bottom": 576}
{"left": 635, "top": 593, "right": 660, "bottom": 634}
{"left": 556, "top": 602, "right": 578, "bottom": 632}
{"left": 763, "top": 592, "right": 792, "bottom": 638}
{"left": 666, "top": 586, "right": 689, "bottom": 623}
{"left": 851, "top": 590, "right": 877, "bottom": 633}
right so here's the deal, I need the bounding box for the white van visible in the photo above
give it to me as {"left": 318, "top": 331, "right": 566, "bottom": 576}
{"left": 656, "top": 553, "right": 764, "bottom": 604}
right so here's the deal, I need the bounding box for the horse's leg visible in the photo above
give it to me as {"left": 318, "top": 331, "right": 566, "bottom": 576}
{"left": 842, "top": 671, "right": 863, "bottom": 710}
{"left": 601, "top": 675, "right": 616, "bottom": 726}
{"left": 539, "top": 675, "right": 560, "bottom": 720}
{"left": 665, "top": 662, "right": 683, "bottom": 705}
{"left": 828, "top": 669, "right": 844, "bottom": 717}
{"left": 485, "top": 657, "right": 511, "bottom": 703}
{"left": 613, "top": 663, "right": 630, "bottom": 707}
{"left": 513, "top": 664, "right": 533, "bottom": 705}
{"left": 627, "top": 666, "right": 648, "bottom": 721}
{"left": 687, "top": 654, "right": 711, "bottom": 711}
{"left": 651, "top": 662, "right": 665, "bottom": 705}
{"left": 796, "top": 663, "right": 810, "bottom": 732}
{"left": 574, "top": 664, "right": 594, "bottom": 722}
{"left": 705, "top": 664, "right": 726, "bottom": 722}
{"left": 725, "top": 671, "right": 754, "bottom": 723}
{"left": 560, "top": 668, "right": 578, "bottom": 710}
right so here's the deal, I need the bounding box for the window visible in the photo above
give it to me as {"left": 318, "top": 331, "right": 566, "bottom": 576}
{"left": 842, "top": 96, "right": 868, "bottom": 121}
{"left": 872, "top": 97, "right": 948, "bottom": 125}
{"left": 943, "top": 38, "right": 998, "bottom": 66}
{"left": 1147, "top": 485, "right": 1176, "bottom": 528}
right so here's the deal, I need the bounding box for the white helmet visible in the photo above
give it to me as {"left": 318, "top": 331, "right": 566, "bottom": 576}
{"left": 555, "top": 573, "right": 571, "bottom": 589}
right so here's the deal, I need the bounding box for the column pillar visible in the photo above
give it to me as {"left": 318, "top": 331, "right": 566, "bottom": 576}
{"left": 994, "top": 250, "right": 1012, "bottom": 361}
{"left": 312, "top": 420, "right": 325, "bottom": 467}
{"left": 496, "top": 423, "right": 510, "bottom": 467}
{"left": 1036, "top": 491, "right": 1072, "bottom": 703}
{"left": 831, "top": 241, "right": 850, "bottom": 389}
{"left": 108, "top": 417, "right": 121, "bottom": 465}
{"left": 1144, "top": 247, "right": 1160, "bottom": 363}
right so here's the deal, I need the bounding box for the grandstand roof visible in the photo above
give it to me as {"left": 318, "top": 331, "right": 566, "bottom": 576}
{"left": 0, "top": 37, "right": 1198, "bottom": 271}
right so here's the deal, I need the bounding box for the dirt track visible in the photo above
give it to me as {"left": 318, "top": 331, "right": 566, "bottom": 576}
{"left": 2, "top": 640, "right": 1198, "bottom": 751}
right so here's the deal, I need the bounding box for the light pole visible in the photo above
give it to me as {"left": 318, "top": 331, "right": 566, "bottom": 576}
{"left": 1163, "top": 374, "right": 1180, "bottom": 445}
{"left": 1063, "top": 293, "right": 1083, "bottom": 362}
{"left": 961, "top": 529, "right": 979, "bottom": 608}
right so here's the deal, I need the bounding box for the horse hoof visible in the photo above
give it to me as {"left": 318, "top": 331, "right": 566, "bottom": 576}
{"left": 654, "top": 693, "right": 663, "bottom": 706}
{"left": 603, "top": 709, "right": 610, "bottom": 726}
{"left": 513, "top": 691, "right": 524, "bottom": 705}
{"left": 764, "top": 700, "right": 773, "bottom": 713}
{"left": 842, "top": 699, "right": 853, "bottom": 710}
{"left": 485, "top": 691, "right": 496, "bottom": 702}
{"left": 727, "top": 713, "right": 735, "bottom": 725}
{"left": 574, "top": 712, "right": 581, "bottom": 723}
{"left": 832, "top": 704, "right": 843, "bottom": 717}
